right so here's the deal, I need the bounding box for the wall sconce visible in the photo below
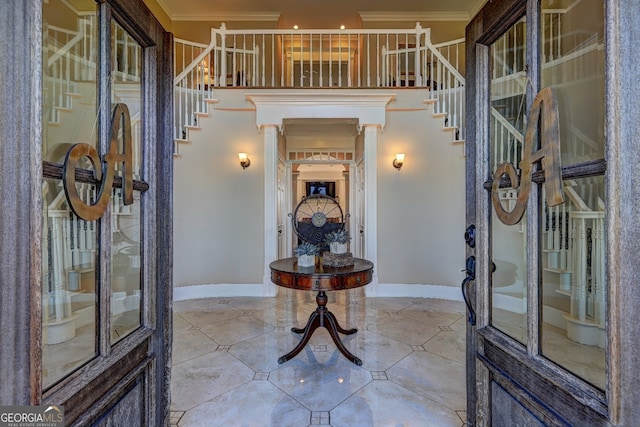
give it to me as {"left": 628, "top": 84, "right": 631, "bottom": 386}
{"left": 393, "top": 153, "right": 405, "bottom": 170}
{"left": 238, "top": 152, "right": 251, "bottom": 170}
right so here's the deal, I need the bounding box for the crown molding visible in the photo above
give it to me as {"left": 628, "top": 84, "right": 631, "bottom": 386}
{"left": 359, "top": 11, "right": 470, "bottom": 22}
{"left": 154, "top": 0, "right": 281, "bottom": 23}
{"left": 173, "top": 12, "right": 281, "bottom": 22}
{"left": 153, "top": 0, "right": 174, "bottom": 18}
{"left": 246, "top": 90, "right": 396, "bottom": 130}
{"left": 468, "top": 0, "right": 489, "bottom": 20}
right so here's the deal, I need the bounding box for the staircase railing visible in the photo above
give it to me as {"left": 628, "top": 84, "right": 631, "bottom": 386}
{"left": 173, "top": 23, "right": 466, "bottom": 148}
{"left": 45, "top": 12, "right": 142, "bottom": 124}
{"left": 490, "top": 106, "right": 524, "bottom": 170}
{"left": 45, "top": 15, "right": 96, "bottom": 123}
{"left": 543, "top": 183, "right": 605, "bottom": 332}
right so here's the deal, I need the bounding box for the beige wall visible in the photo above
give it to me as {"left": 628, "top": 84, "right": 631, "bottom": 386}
{"left": 376, "top": 92, "right": 466, "bottom": 284}
{"left": 361, "top": 20, "right": 466, "bottom": 44}
{"left": 172, "top": 90, "right": 466, "bottom": 290}
{"left": 172, "top": 20, "right": 280, "bottom": 44}
{"left": 173, "top": 92, "right": 265, "bottom": 286}
{"left": 142, "top": 0, "right": 171, "bottom": 31}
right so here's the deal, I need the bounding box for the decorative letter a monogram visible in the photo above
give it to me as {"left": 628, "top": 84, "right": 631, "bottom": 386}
{"left": 492, "top": 87, "right": 565, "bottom": 225}
{"left": 62, "top": 103, "right": 134, "bottom": 221}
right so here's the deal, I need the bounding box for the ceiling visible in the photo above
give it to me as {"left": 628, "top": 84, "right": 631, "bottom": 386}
{"left": 152, "top": 0, "right": 488, "bottom": 165}
{"left": 155, "top": 0, "right": 488, "bottom": 28}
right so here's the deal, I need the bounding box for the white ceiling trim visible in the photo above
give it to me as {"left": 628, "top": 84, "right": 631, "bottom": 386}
{"left": 359, "top": 11, "right": 470, "bottom": 22}
{"left": 246, "top": 90, "right": 396, "bottom": 131}
{"left": 154, "top": 0, "right": 174, "bottom": 18}
{"left": 468, "top": 0, "right": 490, "bottom": 20}
{"left": 170, "top": 12, "right": 282, "bottom": 22}
{"left": 154, "top": 0, "right": 281, "bottom": 21}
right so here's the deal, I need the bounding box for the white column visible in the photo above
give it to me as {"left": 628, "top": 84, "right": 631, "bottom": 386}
{"left": 263, "top": 124, "right": 279, "bottom": 297}
{"left": 284, "top": 162, "right": 293, "bottom": 259}
{"left": 364, "top": 124, "right": 379, "bottom": 296}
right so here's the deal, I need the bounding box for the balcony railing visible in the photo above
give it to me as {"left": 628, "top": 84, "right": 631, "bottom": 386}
{"left": 173, "top": 23, "right": 466, "bottom": 146}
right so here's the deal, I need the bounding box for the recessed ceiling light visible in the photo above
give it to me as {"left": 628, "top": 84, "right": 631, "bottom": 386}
{"left": 293, "top": 24, "right": 299, "bottom": 30}
{"left": 340, "top": 25, "right": 345, "bottom": 30}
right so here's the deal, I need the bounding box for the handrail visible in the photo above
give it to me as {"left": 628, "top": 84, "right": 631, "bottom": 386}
{"left": 173, "top": 23, "right": 468, "bottom": 145}
{"left": 174, "top": 28, "right": 217, "bottom": 84}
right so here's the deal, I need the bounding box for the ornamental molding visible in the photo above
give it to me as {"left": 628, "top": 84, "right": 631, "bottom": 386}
{"left": 245, "top": 90, "right": 396, "bottom": 132}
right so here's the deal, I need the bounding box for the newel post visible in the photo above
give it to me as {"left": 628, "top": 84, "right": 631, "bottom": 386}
{"left": 218, "top": 23, "right": 227, "bottom": 87}
{"left": 414, "top": 22, "right": 423, "bottom": 87}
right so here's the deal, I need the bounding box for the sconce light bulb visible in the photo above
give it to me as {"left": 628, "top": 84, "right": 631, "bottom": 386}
{"left": 238, "top": 152, "right": 251, "bottom": 170}
{"left": 393, "top": 153, "right": 405, "bottom": 170}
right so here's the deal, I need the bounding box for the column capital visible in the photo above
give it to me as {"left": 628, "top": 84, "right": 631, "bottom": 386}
{"left": 246, "top": 90, "right": 395, "bottom": 131}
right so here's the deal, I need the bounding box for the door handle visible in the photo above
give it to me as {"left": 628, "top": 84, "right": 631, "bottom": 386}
{"left": 460, "top": 256, "right": 497, "bottom": 326}
{"left": 464, "top": 224, "right": 476, "bottom": 248}
{"left": 461, "top": 255, "right": 476, "bottom": 325}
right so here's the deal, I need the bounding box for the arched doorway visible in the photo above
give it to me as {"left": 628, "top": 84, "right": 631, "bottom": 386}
{"left": 246, "top": 91, "right": 395, "bottom": 296}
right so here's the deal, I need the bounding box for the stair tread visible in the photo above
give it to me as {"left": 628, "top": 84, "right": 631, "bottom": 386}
{"left": 544, "top": 267, "right": 571, "bottom": 274}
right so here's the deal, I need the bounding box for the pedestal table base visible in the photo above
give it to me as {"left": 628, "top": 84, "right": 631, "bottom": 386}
{"left": 278, "top": 290, "right": 362, "bottom": 366}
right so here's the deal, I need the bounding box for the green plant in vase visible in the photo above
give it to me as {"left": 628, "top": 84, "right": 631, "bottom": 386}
{"left": 325, "top": 229, "right": 350, "bottom": 254}
{"left": 294, "top": 242, "right": 318, "bottom": 267}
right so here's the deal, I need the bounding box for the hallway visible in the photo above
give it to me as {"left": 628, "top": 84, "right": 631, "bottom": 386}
{"left": 169, "top": 291, "right": 467, "bottom": 426}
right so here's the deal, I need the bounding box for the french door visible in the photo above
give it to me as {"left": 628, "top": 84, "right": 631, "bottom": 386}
{"left": 465, "top": 0, "right": 613, "bottom": 424}
{"left": 0, "top": 0, "right": 173, "bottom": 424}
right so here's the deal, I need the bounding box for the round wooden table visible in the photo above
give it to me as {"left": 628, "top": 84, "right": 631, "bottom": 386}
{"left": 269, "top": 257, "right": 374, "bottom": 365}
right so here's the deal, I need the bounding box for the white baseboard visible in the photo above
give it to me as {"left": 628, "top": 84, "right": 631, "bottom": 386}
{"left": 173, "top": 283, "right": 463, "bottom": 301}
{"left": 376, "top": 283, "right": 463, "bottom": 301}
{"left": 173, "top": 283, "right": 265, "bottom": 301}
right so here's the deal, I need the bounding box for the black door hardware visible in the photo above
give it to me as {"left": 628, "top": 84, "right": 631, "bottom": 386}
{"left": 461, "top": 255, "right": 477, "bottom": 325}
{"left": 464, "top": 224, "right": 476, "bottom": 248}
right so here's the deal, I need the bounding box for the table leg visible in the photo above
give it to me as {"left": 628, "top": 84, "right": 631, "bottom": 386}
{"left": 278, "top": 310, "right": 321, "bottom": 364}
{"left": 278, "top": 291, "right": 362, "bottom": 366}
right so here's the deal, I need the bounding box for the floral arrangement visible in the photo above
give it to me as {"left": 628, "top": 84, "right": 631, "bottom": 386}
{"left": 324, "top": 229, "right": 351, "bottom": 244}
{"left": 294, "top": 242, "right": 319, "bottom": 256}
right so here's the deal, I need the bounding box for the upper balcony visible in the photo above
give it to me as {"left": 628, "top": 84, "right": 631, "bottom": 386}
{"left": 175, "top": 23, "right": 465, "bottom": 90}
{"left": 173, "top": 23, "right": 467, "bottom": 144}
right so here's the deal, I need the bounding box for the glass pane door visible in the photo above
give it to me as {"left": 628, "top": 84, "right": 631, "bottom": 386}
{"left": 539, "top": 0, "right": 606, "bottom": 389}
{"left": 109, "top": 19, "right": 143, "bottom": 343}
{"left": 490, "top": 18, "right": 528, "bottom": 345}
{"left": 41, "top": 0, "right": 99, "bottom": 389}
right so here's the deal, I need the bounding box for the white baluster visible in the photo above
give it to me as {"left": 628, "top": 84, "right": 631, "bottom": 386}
{"left": 572, "top": 216, "right": 587, "bottom": 321}
{"left": 51, "top": 214, "right": 65, "bottom": 322}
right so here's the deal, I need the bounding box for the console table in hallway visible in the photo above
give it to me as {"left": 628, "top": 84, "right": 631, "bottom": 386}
{"left": 269, "top": 257, "right": 374, "bottom": 366}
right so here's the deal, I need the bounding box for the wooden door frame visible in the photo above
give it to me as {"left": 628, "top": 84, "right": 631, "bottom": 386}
{"left": 0, "top": 0, "right": 174, "bottom": 424}
{"left": 465, "top": 0, "right": 640, "bottom": 425}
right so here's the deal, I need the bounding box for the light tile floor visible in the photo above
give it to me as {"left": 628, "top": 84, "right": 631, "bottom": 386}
{"left": 170, "top": 289, "right": 468, "bottom": 427}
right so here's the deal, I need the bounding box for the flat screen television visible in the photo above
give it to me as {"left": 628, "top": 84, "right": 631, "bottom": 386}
{"left": 306, "top": 181, "right": 336, "bottom": 198}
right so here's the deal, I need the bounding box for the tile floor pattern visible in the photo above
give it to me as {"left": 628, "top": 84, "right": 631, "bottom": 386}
{"left": 170, "top": 289, "right": 468, "bottom": 427}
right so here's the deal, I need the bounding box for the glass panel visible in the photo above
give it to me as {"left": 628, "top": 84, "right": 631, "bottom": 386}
{"left": 540, "top": 0, "right": 606, "bottom": 389}
{"left": 540, "top": 176, "right": 606, "bottom": 389}
{"left": 41, "top": 0, "right": 98, "bottom": 389}
{"left": 541, "top": 0, "right": 605, "bottom": 164}
{"left": 490, "top": 18, "right": 528, "bottom": 344}
{"left": 110, "top": 19, "right": 143, "bottom": 343}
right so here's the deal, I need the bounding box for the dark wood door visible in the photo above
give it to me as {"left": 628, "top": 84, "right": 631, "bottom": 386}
{"left": 0, "top": 0, "right": 173, "bottom": 424}
{"left": 465, "top": 1, "right": 610, "bottom": 425}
